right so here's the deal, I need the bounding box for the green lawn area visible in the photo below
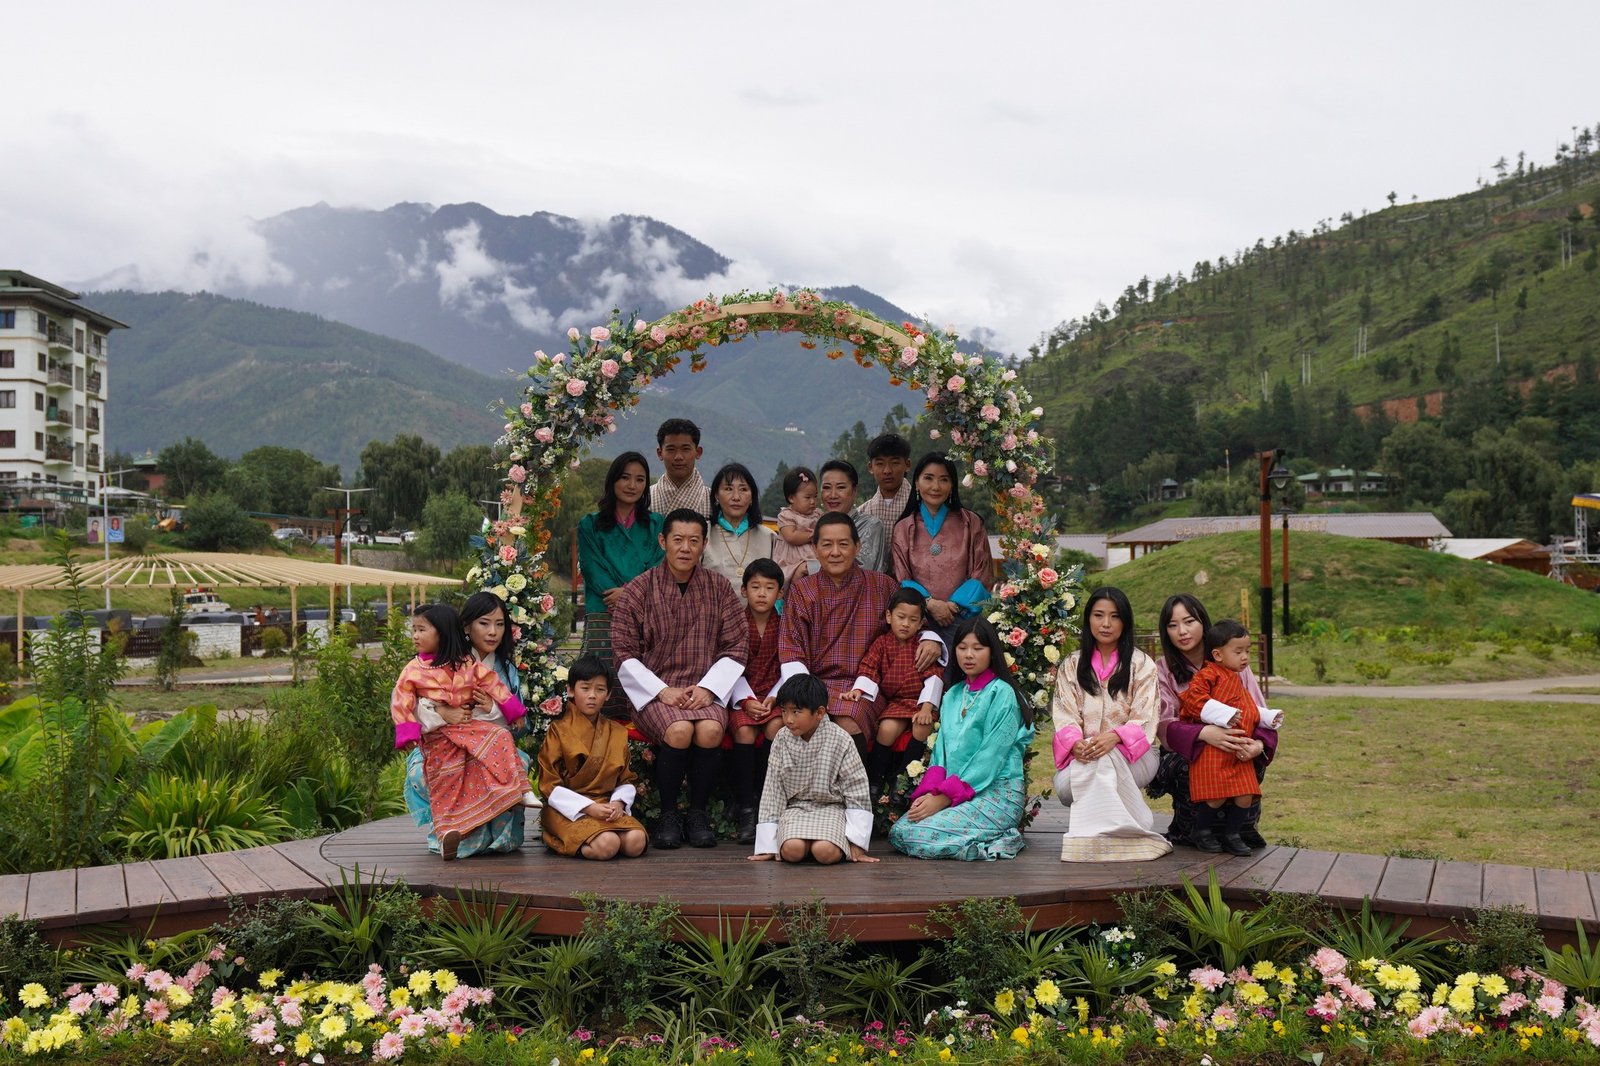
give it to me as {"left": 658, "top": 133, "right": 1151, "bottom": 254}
{"left": 109, "top": 683, "right": 289, "bottom": 723}
{"left": 1023, "top": 695, "right": 1597, "bottom": 870}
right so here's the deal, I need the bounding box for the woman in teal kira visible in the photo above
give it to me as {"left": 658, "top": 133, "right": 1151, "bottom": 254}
{"left": 889, "top": 616, "right": 1033, "bottom": 861}
{"left": 577, "top": 451, "right": 665, "bottom": 718}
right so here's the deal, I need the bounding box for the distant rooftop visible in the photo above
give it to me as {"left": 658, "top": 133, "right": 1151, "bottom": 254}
{"left": 0, "top": 269, "right": 130, "bottom": 331}
{"left": 1107, "top": 512, "right": 1450, "bottom": 547}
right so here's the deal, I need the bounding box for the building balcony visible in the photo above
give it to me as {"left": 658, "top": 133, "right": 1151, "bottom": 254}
{"left": 87, "top": 411, "right": 100, "bottom": 432}
{"left": 46, "top": 331, "right": 72, "bottom": 352}
{"left": 87, "top": 372, "right": 102, "bottom": 396}
{"left": 45, "top": 365, "right": 74, "bottom": 390}
{"left": 46, "top": 408, "right": 72, "bottom": 426}
{"left": 44, "top": 439, "right": 73, "bottom": 464}
{"left": 87, "top": 445, "right": 101, "bottom": 470}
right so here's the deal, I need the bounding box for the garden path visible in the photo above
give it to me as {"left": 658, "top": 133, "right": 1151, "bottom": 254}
{"left": 1274, "top": 673, "right": 1600, "bottom": 703}
{"left": 4, "top": 807, "right": 1595, "bottom": 947}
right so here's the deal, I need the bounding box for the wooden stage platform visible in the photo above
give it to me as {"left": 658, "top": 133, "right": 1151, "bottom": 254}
{"left": 5, "top": 807, "right": 1597, "bottom": 944}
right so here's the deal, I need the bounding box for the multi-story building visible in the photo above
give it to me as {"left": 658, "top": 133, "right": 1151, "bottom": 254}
{"left": 0, "top": 270, "right": 124, "bottom": 508}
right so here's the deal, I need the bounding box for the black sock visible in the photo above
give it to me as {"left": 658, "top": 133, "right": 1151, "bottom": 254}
{"left": 654, "top": 745, "right": 689, "bottom": 813}
{"left": 865, "top": 742, "right": 897, "bottom": 792}
{"left": 1195, "top": 805, "right": 1223, "bottom": 835}
{"left": 1221, "top": 803, "right": 1249, "bottom": 837}
{"left": 731, "top": 742, "right": 758, "bottom": 808}
{"left": 852, "top": 733, "right": 868, "bottom": 761}
{"left": 688, "top": 745, "right": 722, "bottom": 811}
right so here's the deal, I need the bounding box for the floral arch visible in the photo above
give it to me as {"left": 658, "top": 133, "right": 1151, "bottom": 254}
{"left": 467, "top": 288, "right": 1081, "bottom": 732}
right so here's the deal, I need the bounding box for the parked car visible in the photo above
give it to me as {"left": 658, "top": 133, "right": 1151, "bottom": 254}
{"left": 271, "top": 526, "right": 309, "bottom": 542}
{"left": 314, "top": 535, "right": 336, "bottom": 548}
{"left": 181, "top": 587, "right": 231, "bottom": 614}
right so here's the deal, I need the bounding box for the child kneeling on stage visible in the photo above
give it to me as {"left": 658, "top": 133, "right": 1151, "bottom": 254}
{"left": 749, "top": 675, "right": 878, "bottom": 865}
{"left": 538, "top": 656, "right": 649, "bottom": 861}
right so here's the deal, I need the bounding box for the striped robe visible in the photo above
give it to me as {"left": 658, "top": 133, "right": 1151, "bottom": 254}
{"left": 729, "top": 609, "right": 782, "bottom": 730}
{"left": 778, "top": 566, "right": 901, "bottom": 731}
{"left": 1178, "top": 663, "right": 1263, "bottom": 802}
{"left": 754, "top": 718, "right": 872, "bottom": 855}
{"left": 610, "top": 562, "right": 748, "bottom": 742}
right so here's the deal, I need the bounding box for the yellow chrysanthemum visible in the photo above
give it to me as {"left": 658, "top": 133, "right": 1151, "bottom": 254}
{"left": 1010, "top": 1026, "right": 1030, "bottom": 1045}
{"left": 1456, "top": 971, "right": 1481, "bottom": 988}
{"left": 408, "top": 971, "right": 433, "bottom": 995}
{"left": 1251, "top": 961, "right": 1279, "bottom": 980}
{"left": 294, "top": 1032, "right": 314, "bottom": 1056}
{"left": 1033, "top": 980, "right": 1061, "bottom": 1007}
{"left": 1448, "top": 985, "right": 1477, "bottom": 1014}
{"left": 166, "top": 985, "right": 192, "bottom": 1008}
{"left": 1237, "top": 982, "right": 1269, "bottom": 1006}
{"left": 1156, "top": 962, "right": 1179, "bottom": 979}
{"left": 1480, "top": 974, "right": 1509, "bottom": 997}
{"left": 169, "top": 1019, "right": 195, "bottom": 1041}
{"left": 258, "top": 969, "right": 283, "bottom": 989}
{"left": 1396, "top": 991, "right": 1423, "bottom": 1016}
{"left": 432, "top": 970, "right": 459, "bottom": 994}
{"left": 2, "top": 1017, "right": 29, "bottom": 1044}
{"left": 18, "top": 984, "right": 49, "bottom": 1009}
{"left": 389, "top": 987, "right": 411, "bottom": 1008}
{"left": 321, "top": 1015, "right": 349, "bottom": 1040}
{"left": 994, "top": 989, "right": 1016, "bottom": 1015}
{"left": 351, "top": 1001, "right": 377, "bottom": 1023}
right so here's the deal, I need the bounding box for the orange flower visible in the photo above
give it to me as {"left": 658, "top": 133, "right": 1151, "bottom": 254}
{"left": 799, "top": 341, "right": 817, "bottom": 350}
{"left": 826, "top": 349, "right": 845, "bottom": 360}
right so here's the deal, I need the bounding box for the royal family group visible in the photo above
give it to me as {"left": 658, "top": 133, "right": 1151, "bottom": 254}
{"left": 389, "top": 420, "right": 1281, "bottom": 866}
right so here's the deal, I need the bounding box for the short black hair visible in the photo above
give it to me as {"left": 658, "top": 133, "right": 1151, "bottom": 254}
{"left": 656, "top": 418, "right": 701, "bottom": 446}
{"left": 819, "top": 458, "right": 859, "bottom": 488}
{"left": 1205, "top": 619, "right": 1250, "bottom": 657}
{"left": 775, "top": 674, "right": 828, "bottom": 712}
{"left": 812, "top": 511, "right": 859, "bottom": 544}
{"left": 867, "top": 432, "right": 911, "bottom": 461}
{"left": 743, "top": 557, "right": 784, "bottom": 587}
{"left": 781, "top": 465, "right": 816, "bottom": 499}
{"left": 567, "top": 654, "right": 612, "bottom": 688}
{"left": 709, "top": 462, "right": 763, "bottom": 527}
{"left": 887, "top": 587, "right": 927, "bottom": 614}
{"left": 662, "top": 507, "right": 708, "bottom": 537}
{"left": 412, "top": 603, "right": 470, "bottom": 671}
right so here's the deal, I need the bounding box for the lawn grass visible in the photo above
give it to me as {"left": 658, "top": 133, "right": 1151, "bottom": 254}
{"left": 109, "top": 682, "right": 289, "bottom": 723}
{"left": 1532, "top": 685, "right": 1600, "bottom": 695}
{"left": 1273, "top": 633, "right": 1600, "bottom": 686}
{"left": 1024, "top": 695, "right": 1598, "bottom": 870}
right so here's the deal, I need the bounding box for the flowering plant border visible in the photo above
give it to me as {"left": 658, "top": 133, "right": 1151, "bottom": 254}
{"left": 477, "top": 289, "right": 1078, "bottom": 737}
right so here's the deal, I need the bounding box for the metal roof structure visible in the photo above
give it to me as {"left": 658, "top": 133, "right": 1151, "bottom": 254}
{"left": 1107, "top": 512, "right": 1451, "bottom": 550}
{"left": 0, "top": 552, "right": 460, "bottom": 592}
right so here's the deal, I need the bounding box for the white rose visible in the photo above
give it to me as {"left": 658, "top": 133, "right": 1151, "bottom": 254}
{"left": 488, "top": 585, "right": 509, "bottom": 600}
{"left": 1043, "top": 645, "right": 1061, "bottom": 664}
{"left": 509, "top": 525, "right": 527, "bottom": 537}
{"left": 554, "top": 666, "right": 569, "bottom": 682}
{"left": 904, "top": 760, "right": 926, "bottom": 778}
{"left": 987, "top": 611, "right": 1005, "bottom": 624}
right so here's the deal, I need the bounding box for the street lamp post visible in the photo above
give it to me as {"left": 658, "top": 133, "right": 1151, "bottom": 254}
{"left": 322, "top": 486, "right": 374, "bottom": 607}
{"left": 100, "top": 467, "right": 136, "bottom": 610}
{"left": 1257, "top": 450, "right": 1291, "bottom": 677}
{"left": 1278, "top": 505, "right": 1295, "bottom": 636}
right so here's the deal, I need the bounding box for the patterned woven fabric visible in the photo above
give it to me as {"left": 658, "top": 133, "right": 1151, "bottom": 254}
{"left": 888, "top": 777, "right": 1027, "bottom": 861}
{"left": 758, "top": 718, "right": 871, "bottom": 854}
{"left": 779, "top": 566, "right": 900, "bottom": 717}
{"left": 889, "top": 508, "right": 992, "bottom": 599}
{"left": 856, "top": 631, "right": 941, "bottom": 720}
{"left": 857, "top": 480, "right": 910, "bottom": 531}
{"left": 537, "top": 713, "right": 646, "bottom": 855}
{"left": 403, "top": 746, "right": 527, "bottom": 857}
{"left": 730, "top": 610, "right": 781, "bottom": 730}
{"left": 418, "top": 720, "right": 529, "bottom": 838}
{"left": 649, "top": 470, "right": 712, "bottom": 518}
{"left": 1178, "top": 663, "right": 1263, "bottom": 802}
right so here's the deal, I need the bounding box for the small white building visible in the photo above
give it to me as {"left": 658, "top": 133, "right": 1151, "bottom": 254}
{"left": 0, "top": 271, "right": 123, "bottom": 507}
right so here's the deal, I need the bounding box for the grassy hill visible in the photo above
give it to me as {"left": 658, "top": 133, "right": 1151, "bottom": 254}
{"left": 1092, "top": 530, "right": 1599, "bottom": 634}
{"left": 1024, "top": 156, "right": 1600, "bottom": 427}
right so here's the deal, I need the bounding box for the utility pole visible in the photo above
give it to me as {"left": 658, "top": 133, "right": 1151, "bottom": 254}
{"left": 322, "top": 486, "right": 374, "bottom": 607}
{"left": 100, "top": 467, "right": 136, "bottom": 610}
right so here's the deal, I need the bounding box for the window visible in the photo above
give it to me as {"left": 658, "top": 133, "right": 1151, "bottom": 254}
{"left": 0, "top": 470, "right": 15, "bottom": 481}
{"left": 0, "top": 432, "right": 13, "bottom": 449}
{"left": 92, "top": 335, "right": 103, "bottom": 355}
{"left": 33, "top": 433, "right": 42, "bottom": 451}
{"left": 75, "top": 366, "right": 83, "bottom": 389}
{"left": 74, "top": 329, "right": 84, "bottom": 353}
{"left": 74, "top": 443, "right": 83, "bottom": 466}
{"left": 34, "top": 392, "right": 43, "bottom": 411}
{"left": 75, "top": 404, "right": 84, "bottom": 428}
{"left": 0, "top": 311, "right": 14, "bottom": 329}
{"left": 0, "top": 391, "right": 14, "bottom": 408}
{"left": 0, "top": 350, "right": 12, "bottom": 367}
{"left": 37, "top": 352, "right": 45, "bottom": 372}
{"left": 35, "top": 312, "right": 46, "bottom": 333}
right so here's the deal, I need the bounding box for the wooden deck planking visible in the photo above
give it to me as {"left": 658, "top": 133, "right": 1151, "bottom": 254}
{"left": 74, "top": 863, "right": 129, "bottom": 925}
{"left": 1271, "top": 848, "right": 1340, "bottom": 896}
{"left": 1427, "top": 861, "right": 1483, "bottom": 920}
{"left": 23, "top": 868, "right": 77, "bottom": 925}
{"left": 1216, "top": 846, "right": 1296, "bottom": 894}
{"left": 1374, "top": 857, "right": 1436, "bottom": 917}
{"left": 123, "top": 862, "right": 179, "bottom": 915}
{"left": 1533, "top": 867, "right": 1598, "bottom": 930}
{"left": 146, "top": 856, "right": 229, "bottom": 913}
{"left": 1319, "top": 852, "right": 1389, "bottom": 908}
{"left": 1482, "top": 863, "right": 1538, "bottom": 910}
{"left": 0, "top": 872, "right": 26, "bottom": 919}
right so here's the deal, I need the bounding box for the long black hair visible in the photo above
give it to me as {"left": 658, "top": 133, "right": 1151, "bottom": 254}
{"left": 595, "top": 451, "right": 652, "bottom": 531}
{"left": 1157, "top": 593, "right": 1212, "bottom": 686}
{"left": 900, "top": 451, "right": 966, "bottom": 521}
{"left": 459, "top": 590, "right": 514, "bottom": 670}
{"left": 946, "top": 615, "right": 1032, "bottom": 727}
{"left": 413, "top": 602, "right": 470, "bottom": 671}
{"left": 1076, "top": 586, "right": 1136, "bottom": 698}
{"left": 709, "top": 462, "right": 763, "bottom": 527}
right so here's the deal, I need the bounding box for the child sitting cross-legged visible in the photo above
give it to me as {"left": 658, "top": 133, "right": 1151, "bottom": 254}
{"left": 749, "top": 675, "right": 878, "bottom": 865}
{"left": 537, "top": 656, "right": 649, "bottom": 861}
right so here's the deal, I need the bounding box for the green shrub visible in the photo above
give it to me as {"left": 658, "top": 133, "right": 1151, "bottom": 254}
{"left": 0, "top": 915, "right": 60, "bottom": 1001}
{"left": 215, "top": 895, "right": 320, "bottom": 976}
{"left": 578, "top": 894, "right": 680, "bottom": 1024}
{"left": 923, "top": 896, "right": 1029, "bottom": 1003}
{"left": 115, "top": 773, "right": 294, "bottom": 858}
{"left": 775, "top": 896, "right": 852, "bottom": 1017}
{"left": 1459, "top": 905, "right": 1545, "bottom": 974}
{"left": 296, "top": 870, "right": 424, "bottom": 974}
{"left": 259, "top": 627, "right": 289, "bottom": 656}
{"left": 1353, "top": 660, "right": 1391, "bottom": 680}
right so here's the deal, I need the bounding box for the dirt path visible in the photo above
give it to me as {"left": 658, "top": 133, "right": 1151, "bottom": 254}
{"left": 1273, "top": 673, "right": 1600, "bottom": 703}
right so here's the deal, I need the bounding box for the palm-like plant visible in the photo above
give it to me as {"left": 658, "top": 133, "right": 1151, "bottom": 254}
{"left": 1166, "top": 870, "right": 1302, "bottom": 972}
{"left": 115, "top": 773, "right": 293, "bottom": 859}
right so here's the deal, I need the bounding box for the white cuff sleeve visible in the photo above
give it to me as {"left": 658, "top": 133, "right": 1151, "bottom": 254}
{"left": 617, "top": 657, "right": 667, "bottom": 711}
{"left": 609, "top": 782, "right": 637, "bottom": 813}
{"left": 1261, "top": 708, "right": 1285, "bottom": 730}
{"left": 918, "top": 675, "right": 945, "bottom": 707}
{"left": 416, "top": 699, "right": 447, "bottom": 734}
{"left": 729, "top": 676, "right": 755, "bottom": 707}
{"left": 844, "top": 809, "right": 872, "bottom": 852}
{"left": 699, "top": 656, "right": 744, "bottom": 704}
{"left": 1200, "top": 699, "right": 1240, "bottom": 728}
{"left": 918, "top": 630, "right": 949, "bottom": 666}
{"left": 852, "top": 675, "right": 880, "bottom": 701}
{"left": 548, "top": 786, "right": 594, "bottom": 822}
{"left": 779, "top": 660, "right": 809, "bottom": 680}
{"left": 754, "top": 822, "right": 779, "bottom": 855}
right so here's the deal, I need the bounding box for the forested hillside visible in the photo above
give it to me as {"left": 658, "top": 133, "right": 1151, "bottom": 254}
{"left": 1021, "top": 135, "right": 1600, "bottom": 541}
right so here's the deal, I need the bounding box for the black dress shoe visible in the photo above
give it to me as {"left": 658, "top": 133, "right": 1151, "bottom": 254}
{"left": 686, "top": 808, "right": 717, "bottom": 848}
{"left": 653, "top": 810, "right": 685, "bottom": 850}
{"left": 735, "top": 806, "right": 757, "bottom": 845}
{"left": 1220, "top": 833, "right": 1253, "bottom": 857}
{"left": 1240, "top": 826, "right": 1267, "bottom": 849}
{"left": 1189, "top": 825, "right": 1224, "bottom": 853}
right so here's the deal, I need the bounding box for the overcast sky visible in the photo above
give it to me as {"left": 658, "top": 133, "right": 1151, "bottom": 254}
{"left": 3, "top": 1, "right": 1594, "bottom": 354}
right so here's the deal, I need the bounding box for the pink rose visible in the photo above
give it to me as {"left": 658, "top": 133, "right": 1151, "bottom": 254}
{"left": 507, "top": 464, "right": 527, "bottom": 483}
{"left": 900, "top": 346, "right": 918, "bottom": 366}
{"left": 650, "top": 325, "right": 667, "bottom": 344}
{"left": 914, "top": 334, "right": 926, "bottom": 347}
{"left": 1003, "top": 369, "right": 1017, "bottom": 382}
{"left": 533, "top": 350, "right": 547, "bottom": 361}
{"left": 590, "top": 326, "right": 610, "bottom": 343}
{"left": 950, "top": 429, "right": 963, "bottom": 445}
{"left": 1009, "top": 484, "right": 1028, "bottom": 498}
{"left": 1002, "top": 434, "right": 1017, "bottom": 451}
{"left": 534, "top": 427, "right": 554, "bottom": 444}
{"left": 519, "top": 402, "right": 534, "bottom": 418}
{"left": 1005, "top": 627, "right": 1026, "bottom": 647}
{"left": 565, "top": 378, "right": 587, "bottom": 396}
{"left": 1027, "top": 429, "right": 1040, "bottom": 443}
{"left": 600, "top": 359, "right": 619, "bottom": 379}
{"left": 607, "top": 422, "right": 618, "bottom": 433}
{"left": 980, "top": 404, "right": 1002, "bottom": 422}
{"left": 567, "top": 327, "right": 580, "bottom": 341}
{"left": 926, "top": 386, "right": 939, "bottom": 400}
{"left": 633, "top": 318, "right": 648, "bottom": 332}
{"left": 539, "top": 594, "right": 555, "bottom": 612}
{"left": 972, "top": 460, "right": 988, "bottom": 477}
{"left": 498, "top": 545, "right": 517, "bottom": 563}
{"left": 552, "top": 352, "right": 565, "bottom": 365}
{"left": 570, "top": 458, "right": 581, "bottom": 468}
{"left": 1006, "top": 460, "right": 1017, "bottom": 472}
{"left": 1038, "top": 567, "right": 1058, "bottom": 588}
{"left": 928, "top": 429, "right": 941, "bottom": 439}
{"left": 511, "top": 625, "right": 522, "bottom": 641}
{"left": 947, "top": 375, "right": 966, "bottom": 392}
{"left": 622, "top": 351, "right": 633, "bottom": 363}
{"left": 539, "top": 696, "right": 563, "bottom": 716}
{"left": 1000, "top": 583, "right": 1019, "bottom": 598}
